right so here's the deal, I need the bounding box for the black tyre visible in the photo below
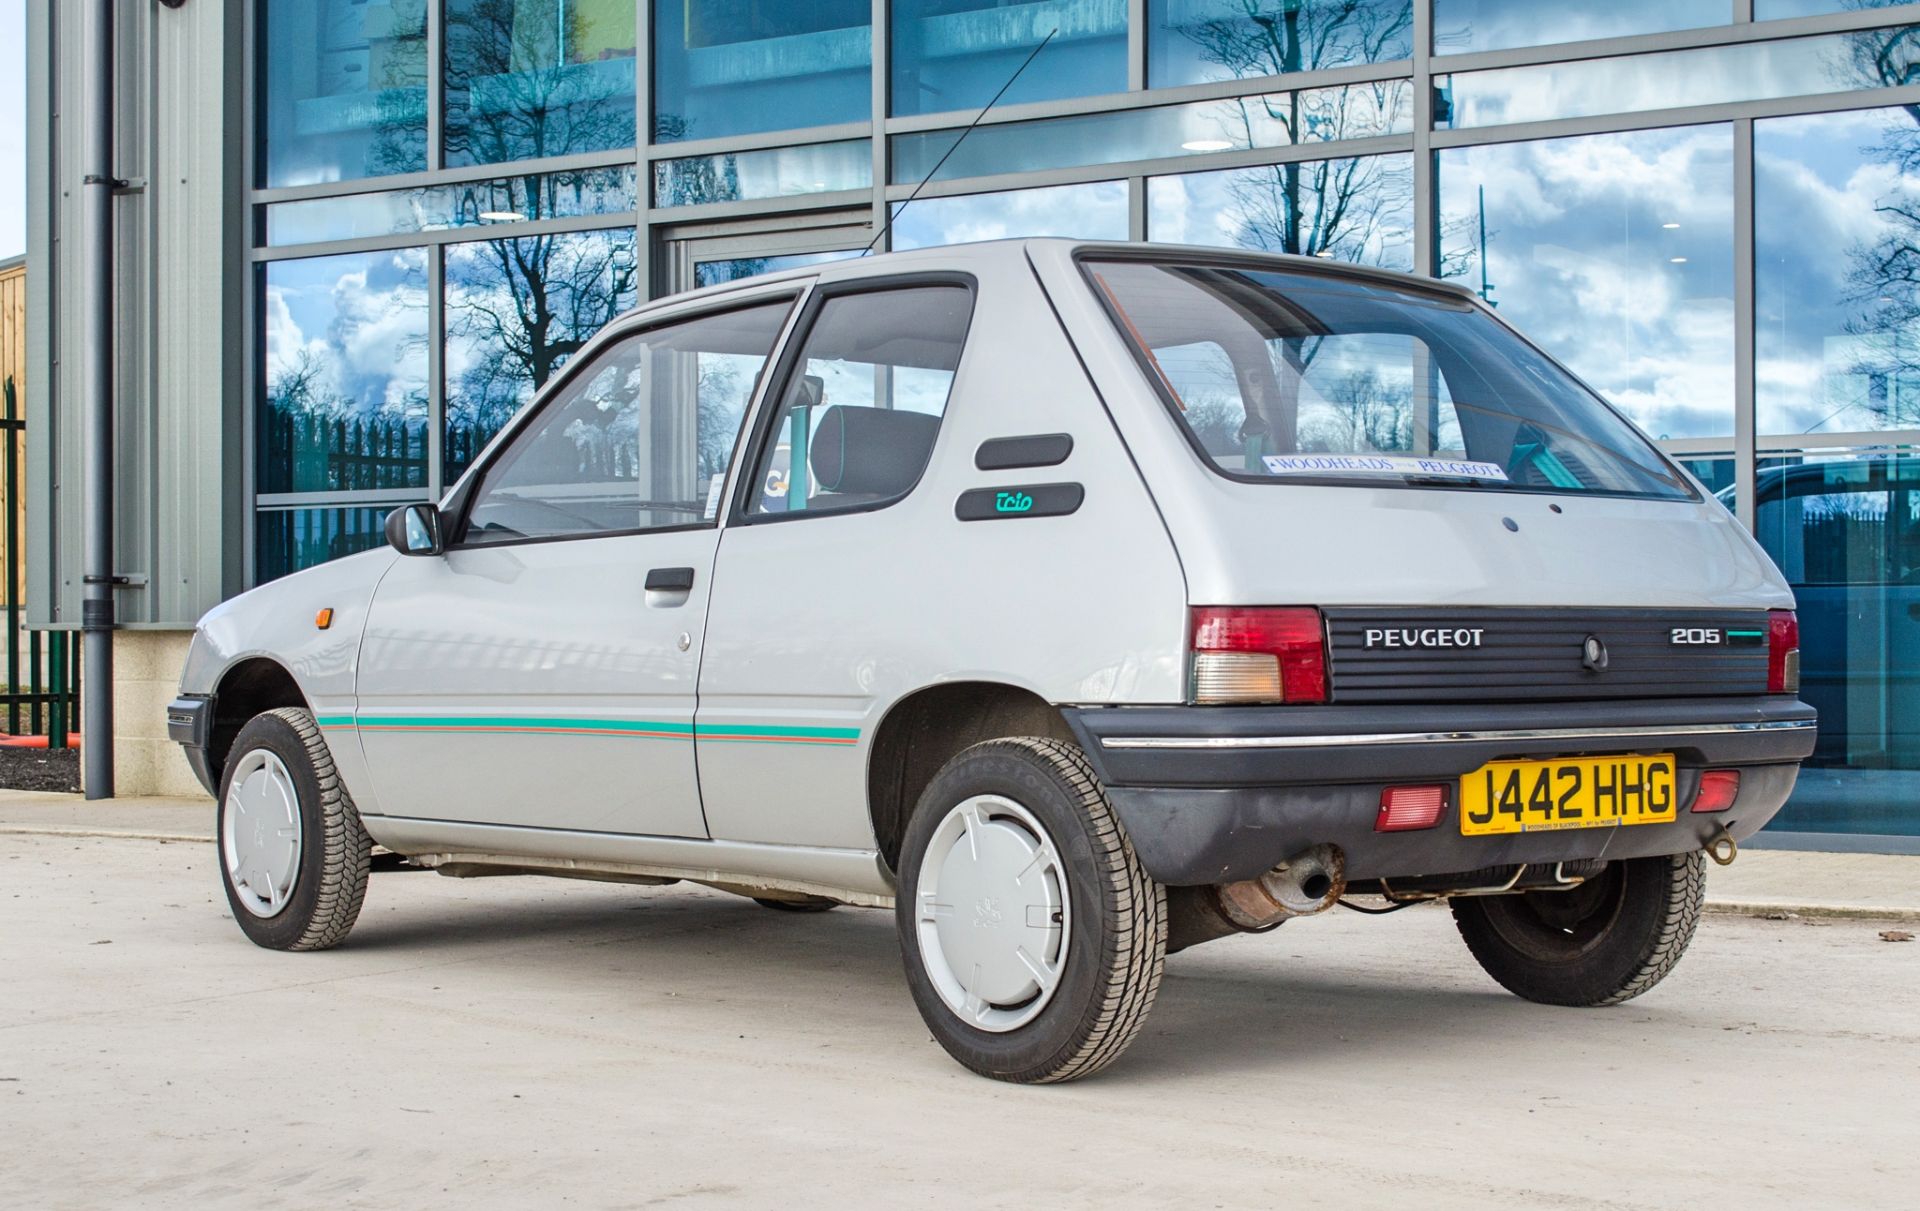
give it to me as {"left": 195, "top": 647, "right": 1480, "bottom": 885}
{"left": 895, "top": 737, "right": 1166, "bottom": 1083}
{"left": 753, "top": 895, "right": 839, "bottom": 913}
{"left": 1450, "top": 852, "right": 1705, "bottom": 1007}
{"left": 217, "top": 707, "right": 372, "bottom": 951}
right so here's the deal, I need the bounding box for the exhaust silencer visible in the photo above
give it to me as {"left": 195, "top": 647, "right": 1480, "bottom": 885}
{"left": 1214, "top": 843, "right": 1347, "bottom": 930}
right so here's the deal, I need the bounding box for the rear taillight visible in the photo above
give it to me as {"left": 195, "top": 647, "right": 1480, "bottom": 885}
{"left": 1767, "top": 610, "right": 1800, "bottom": 694}
{"left": 1190, "top": 607, "right": 1328, "bottom": 705}
{"left": 1376, "top": 785, "right": 1449, "bottom": 832}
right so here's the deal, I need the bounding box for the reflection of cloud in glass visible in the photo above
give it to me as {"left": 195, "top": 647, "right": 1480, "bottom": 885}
{"left": 1438, "top": 125, "right": 1735, "bottom": 442}
{"left": 443, "top": 228, "right": 640, "bottom": 480}
{"left": 1148, "top": 154, "right": 1414, "bottom": 271}
{"left": 890, "top": 181, "right": 1129, "bottom": 250}
{"left": 261, "top": 249, "right": 431, "bottom": 493}
{"left": 1431, "top": 0, "right": 1724, "bottom": 56}
{"left": 1758, "top": 106, "right": 1920, "bottom": 435}
{"left": 1443, "top": 26, "right": 1920, "bottom": 129}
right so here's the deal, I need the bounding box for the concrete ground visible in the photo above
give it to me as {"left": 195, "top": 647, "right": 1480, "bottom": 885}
{"left": 3, "top": 822, "right": 1917, "bottom": 1209}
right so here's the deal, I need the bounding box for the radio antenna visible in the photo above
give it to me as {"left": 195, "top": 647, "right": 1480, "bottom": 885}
{"left": 861, "top": 27, "right": 1057, "bottom": 256}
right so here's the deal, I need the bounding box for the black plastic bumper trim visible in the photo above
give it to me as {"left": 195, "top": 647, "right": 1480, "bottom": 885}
{"left": 166, "top": 695, "right": 218, "bottom": 795}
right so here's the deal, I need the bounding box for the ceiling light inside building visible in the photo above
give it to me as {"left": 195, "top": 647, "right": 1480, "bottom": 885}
{"left": 1662, "top": 222, "right": 1681, "bottom": 229}
{"left": 1670, "top": 256, "right": 1688, "bottom": 263}
{"left": 478, "top": 210, "right": 525, "bottom": 222}
{"left": 1181, "top": 139, "right": 1234, "bottom": 152}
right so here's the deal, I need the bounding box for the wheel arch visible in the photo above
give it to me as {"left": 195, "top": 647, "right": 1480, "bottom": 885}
{"left": 207, "top": 657, "right": 310, "bottom": 784}
{"left": 866, "top": 680, "right": 1076, "bottom": 875}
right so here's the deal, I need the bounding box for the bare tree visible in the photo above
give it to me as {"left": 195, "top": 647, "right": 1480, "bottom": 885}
{"left": 1831, "top": 19, "right": 1920, "bottom": 428}
{"left": 1173, "top": 1, "right": 1414, "bottom": 262}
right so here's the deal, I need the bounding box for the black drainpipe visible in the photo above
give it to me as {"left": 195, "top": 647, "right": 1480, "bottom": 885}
{"left": 80, "top": 0, "right": 115, "bottom": 798}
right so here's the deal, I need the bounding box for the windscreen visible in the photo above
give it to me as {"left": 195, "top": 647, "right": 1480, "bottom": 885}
{"left": 1086, "top": 259, "right": 1693, "bottom": 500}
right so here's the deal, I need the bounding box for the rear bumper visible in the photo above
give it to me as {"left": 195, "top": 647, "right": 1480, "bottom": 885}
{"left": 1063, "top": 696, "right": 1816, "bottom": 885}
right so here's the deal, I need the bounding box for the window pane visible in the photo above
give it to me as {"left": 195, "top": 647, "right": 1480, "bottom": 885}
{"left": 1088, "top": 259, "right": 1692, "bottom": 499}
{"left": 653, "top": 140, "right": 871, "bottom": 207}
{"left": 1757, "top": 107, "right": 1920, "bottom": 436}
{"left": 890, "top": 83, "right": 1410, "bottom": 184}
{"left": 1755, "top": 451, "right": 1920, "bottom": 838}
{"left": 695, "top": 250, "right": 862, "bottom": 288}
{"left": 444, "top": 0, "right": 638, "bottom": 168}
{"left": 1757, "top": 1, "right": 1911, "bottom": 18}
{"left": 444, "top": 229, "right": 641, "bottom": 484}
{"left": 261, "top": 0, "right": 427, "bottom": 186}
{"left": 889, "top": 181, "right": 1130, "bottom": 250}
{"left": 654, "top": 1, "right": 871, "bottom": 142}
{"left": 1679, "top": 456, "right": 1737, "bottom": 502}
{"left": 1150, "top": 1, "right": 1413, "bottom": 88}
{"left": 1439, "top": 27, "right": 1920, "bottom": 130}
{"left": 1432, "top": 0, "right": 1726, "bottom": 56}
{"left": 261, "top": 250, "right": 430, "bottom": 495}
{"left": 1148, "top": 154, "right": 1415, "bottom": 271}
{"left": 893, "top": 0, "right": 1126, "bottom": 117}
{"left": 266, "top": 166, "right": 637, "bottom": 246}
{"left": 1436, "top": 126, "right": 1735, "bottom": 442}
{"left": 257, "top": 507, "right": 396, "bottom": 583}
{"left": 748, "top": 287, "right": 973, "bottom": 517}
{"left": 463, "top": 300, "right": 795, "bottom": 543}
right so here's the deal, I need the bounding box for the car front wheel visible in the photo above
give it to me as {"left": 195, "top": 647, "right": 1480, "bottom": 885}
{"left": 1450, "top": 851, "right": 1705, "bottom": 1007}
{"left": 217, "top": 707, "right": 372, "bottom": 951}
{"left": 895, "top": 737, "right": 1166, "bottom": 1083}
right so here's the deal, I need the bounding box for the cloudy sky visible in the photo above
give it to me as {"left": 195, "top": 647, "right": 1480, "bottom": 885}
{"left": 0, "top": 0, "right": 23, "bottom": 261}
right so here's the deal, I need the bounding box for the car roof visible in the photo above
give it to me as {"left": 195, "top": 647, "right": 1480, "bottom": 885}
{"left": 617, "top": 238, "right": 1480, "bottom": 325}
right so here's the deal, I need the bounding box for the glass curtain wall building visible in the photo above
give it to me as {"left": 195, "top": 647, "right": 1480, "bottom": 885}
{"left": 251, "top": 1, "right": 1920, "bottom": 846}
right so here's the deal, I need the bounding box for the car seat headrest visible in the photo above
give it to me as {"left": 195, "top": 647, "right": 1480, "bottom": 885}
{"left": 809, "top": 405, "right": 941, "bottom": 499}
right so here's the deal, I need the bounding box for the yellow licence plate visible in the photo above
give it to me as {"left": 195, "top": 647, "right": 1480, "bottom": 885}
{"left": 1459, "top": 753, "right": 1678, "bottom": 836}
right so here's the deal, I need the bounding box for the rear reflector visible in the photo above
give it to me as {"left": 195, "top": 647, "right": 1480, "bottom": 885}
{"left": 1767, "top": 610, "right": 1800, "bottom": 694}
{"left": 1691, "top": 769, "right": 1741, "bottom": 813}
{"left": 1376, "top": 785, "right": 1449, "bottom": 832}
{"left": 1190, "top": 607, "right": 1328, "bottom": 705}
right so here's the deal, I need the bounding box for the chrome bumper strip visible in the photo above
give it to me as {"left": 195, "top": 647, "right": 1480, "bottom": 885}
{"left": 1098, "top": 719, "right": 1817, "bottom": 751}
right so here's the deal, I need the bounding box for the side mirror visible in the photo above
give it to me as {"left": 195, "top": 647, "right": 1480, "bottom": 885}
{"left": 384, "top": 503, "right": 444, "bottom": 556}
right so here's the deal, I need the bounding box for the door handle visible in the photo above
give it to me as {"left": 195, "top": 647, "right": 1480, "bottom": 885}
{"left": 646, "top": 566, "right": 696, "bottom": 593}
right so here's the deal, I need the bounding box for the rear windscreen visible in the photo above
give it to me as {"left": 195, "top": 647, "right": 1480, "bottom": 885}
{"left": 1085, "top": 259, "right": 1694, "bottom": 501}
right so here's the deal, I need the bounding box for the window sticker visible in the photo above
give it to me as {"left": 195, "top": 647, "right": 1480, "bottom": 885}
{"left": 703, "top": 477, "right": 727, "bottom": 520}
{"left": 1260, "top": 454, "right": 1511, "bottom": 481}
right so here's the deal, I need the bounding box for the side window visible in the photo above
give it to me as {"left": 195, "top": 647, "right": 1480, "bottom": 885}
{"left": 747, "top": 285, "right": 973, "bottom": 517}
{"left": 461, "top": 299, "right": 792, "bottom": 545}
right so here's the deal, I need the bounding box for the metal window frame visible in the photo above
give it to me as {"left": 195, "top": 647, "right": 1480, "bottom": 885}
{"left": 242, "top": 2, "right": 1920, "bottom": 588}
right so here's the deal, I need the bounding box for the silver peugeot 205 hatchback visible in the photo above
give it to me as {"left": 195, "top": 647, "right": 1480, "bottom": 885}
{"left": 169, "top": 240, "right": 1815, "bottom": 1083}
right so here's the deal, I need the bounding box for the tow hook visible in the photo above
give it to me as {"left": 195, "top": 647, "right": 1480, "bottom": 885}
{"left": 1705, "top": 824, "right": 1739, "bottom": 866}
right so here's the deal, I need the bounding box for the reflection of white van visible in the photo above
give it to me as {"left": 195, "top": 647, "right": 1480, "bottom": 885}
{"left": 169, "top": 241, "right": 1816, "bottom": 1083}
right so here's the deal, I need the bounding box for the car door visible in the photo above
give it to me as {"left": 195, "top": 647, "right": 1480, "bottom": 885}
{"left": 695, "top": 278, "right": 977, "bottom": 849}
{"left": 354, "top": 295, "right": 798, "bottom": 836}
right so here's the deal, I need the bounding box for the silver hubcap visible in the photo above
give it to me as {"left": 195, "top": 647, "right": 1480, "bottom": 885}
{"left": 222, "top": 748, "right": 303, "bottom": 919}
{"left": 915, "top": 795, "right": 1070, "bottom": 1033}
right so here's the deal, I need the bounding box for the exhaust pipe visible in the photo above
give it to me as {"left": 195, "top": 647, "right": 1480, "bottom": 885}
{"left": 1167, "top": 845, "right": 1347, "bottom": 953}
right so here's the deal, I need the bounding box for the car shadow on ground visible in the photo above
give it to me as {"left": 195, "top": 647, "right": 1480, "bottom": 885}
{"left": 330, "top": 880, "right": 1558, "bottom": 1084}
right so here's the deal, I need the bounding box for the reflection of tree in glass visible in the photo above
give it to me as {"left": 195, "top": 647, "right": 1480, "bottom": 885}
{"left": 1837, "top": 20, "right": 1920, "bottom": 430}
{"left": 447, "top": 232, "right": 639, "bottom": 453}
{"left": 1298, "top": 368, "right": 1412, "bottom": 452}
{"left": 1178, "top": 1, "right": 1412, "bottom": 262}
{"left": 443, "top": 0, "right": 636, "bottom": 168}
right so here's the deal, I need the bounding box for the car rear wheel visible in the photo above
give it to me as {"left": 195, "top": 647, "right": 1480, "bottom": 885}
{"left": 895, "top": 737, "right": 1166, "bottom": 1083}
{"left": 1450, "top": 851, "right": 1705, "bottom": 1007}
{"left": 217, "top": 707, "right": 372, "bottom": 952}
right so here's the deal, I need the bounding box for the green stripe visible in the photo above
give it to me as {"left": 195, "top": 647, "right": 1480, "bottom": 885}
{"left": 695, "top": 723, "right": 860, "bottom": 741}
{"left": 319, "top": 715, "right": 858, "bottom": 743}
